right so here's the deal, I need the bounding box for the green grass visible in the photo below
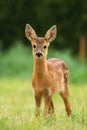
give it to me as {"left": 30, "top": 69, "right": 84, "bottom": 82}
{"left": 0, "top": 78, "right": 87, "bottom": 130}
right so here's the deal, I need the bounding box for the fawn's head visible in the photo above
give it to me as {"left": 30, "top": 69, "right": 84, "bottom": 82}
{"left": 25, "top": 24, "right": 57, "bottom": 59}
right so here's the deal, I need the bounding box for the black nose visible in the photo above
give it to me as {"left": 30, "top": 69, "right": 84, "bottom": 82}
{"left": 36, "top": 52, "right": 42, "bottom": 57}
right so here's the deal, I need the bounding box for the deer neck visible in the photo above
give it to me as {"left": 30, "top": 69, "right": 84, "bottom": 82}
{"left": 33, "top": 58, "right": 48, "bottom": 77}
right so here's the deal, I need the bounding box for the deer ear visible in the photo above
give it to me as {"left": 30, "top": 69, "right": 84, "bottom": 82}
{"left": 44, "top": 25, "right": 57, "bottom": 43}
{"left": 25, "top": 24, "right": 37, "bottom": 41}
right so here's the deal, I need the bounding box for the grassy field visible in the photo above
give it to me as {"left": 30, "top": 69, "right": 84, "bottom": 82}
{"left": 0, "top": 44, "right": 87, "bottom": 130}
{"left": 0, "top": 78, "right": 87, "bottom": 130}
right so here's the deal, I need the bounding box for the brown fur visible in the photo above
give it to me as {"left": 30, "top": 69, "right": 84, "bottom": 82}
{"left": 25, "top": 24, "right": 72, "bottom": 116}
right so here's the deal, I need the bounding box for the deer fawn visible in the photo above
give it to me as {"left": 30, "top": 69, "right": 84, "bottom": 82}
{"left": 25, "top": 24, "right": 72, "bottom": 116}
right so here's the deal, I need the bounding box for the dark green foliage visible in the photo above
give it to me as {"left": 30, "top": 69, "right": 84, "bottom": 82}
{"left": 0, "top": 0, "right": 87, "bottom": 54}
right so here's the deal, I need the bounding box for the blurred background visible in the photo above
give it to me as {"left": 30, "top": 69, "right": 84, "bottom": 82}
{"left": 0, "top": 0, "right": 87, "bottom": 84}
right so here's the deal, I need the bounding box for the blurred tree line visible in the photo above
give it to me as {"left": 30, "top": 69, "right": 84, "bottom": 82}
{"left": 0, "top": 0, "right": 87, "bottom": 55}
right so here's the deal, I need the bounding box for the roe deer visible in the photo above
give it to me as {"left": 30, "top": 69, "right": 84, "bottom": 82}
{"left": 25, "top": 24, "right": 72, "bottom": 116}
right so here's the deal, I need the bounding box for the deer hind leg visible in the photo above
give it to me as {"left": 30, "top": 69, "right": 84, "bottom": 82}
{"left": 60, "top": 86, "right": 72, "bottom": 116}
{"left": 43, "top": 89, "right": 53, "bottom": 115}
{"left": 44, "top": 94, "right": 52, "bottom": 115}
{"left": 35, "top": 92, "right": 42, "bottom": 116}
{"left": 49, "top": 100, "right": 54, "bottom": 114}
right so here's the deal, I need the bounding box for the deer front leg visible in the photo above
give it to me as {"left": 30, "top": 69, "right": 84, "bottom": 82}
{"left": 35, "top": 93, "right": 42, "bottom": 116}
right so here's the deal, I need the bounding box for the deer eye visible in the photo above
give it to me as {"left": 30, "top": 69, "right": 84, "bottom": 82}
{"left": 43, "top": 45, "right": 47, "bottom": 49}
{"left": 33, "top": 45, "right": 36, "bottom": 49}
